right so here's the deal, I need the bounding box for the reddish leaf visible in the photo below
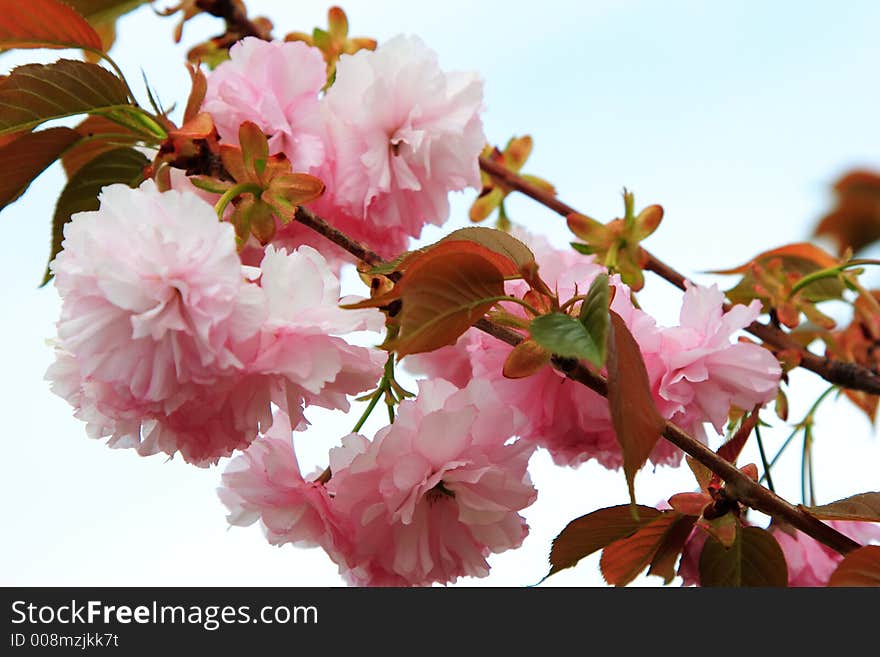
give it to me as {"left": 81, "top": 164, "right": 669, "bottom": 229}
{"left": 503, "top": 339, "right": 550, "bottom": 378}
{"left": 699, "top": 526, "right": 788, "bottom": 587}
{"left": 183, "top": 62, "right": 207, "bottom": 124}
{"left": 805, "top": 492, "right": 880, "bottom": 522}
{"left": 61, "top": 115, "right": 141, "bottom": 177}
{"left": 668, "top": 492, "right": 710, "bottom": 516}
{"left": 828, "top": 545, "right": 880, "bottom": 587}
{"left": 607, "top": 310, "right": 666, "bottom": 507}
{"left": 0, "top": 59, "right": 130, "bottom": 135}
{"left": 0, "top": 0, "right": 103, "bottom": 51}
{"left": 548, "top": 505, "right": 662, "bottom": 576}
{"left": 716, "top": 406, "right": 760, "bottom": 465}
{"left": 346, "top": 245, "right": 508, "bottom": 359}
{"left": 441, "top": 226, "right": 536, "bottom": 278}
{"left": 815, "top": 169, "right": 880, "bottom": 255}
{"left": 647, "top": 515, "right": 698, "bottom": 584}
{"left": 600, "top": 512, "right": 683, "bottom": 586}
{"left": 712, "top": 243, "right": 841, "bottom": 275}
{"left": 0, "top": 127, "right": 79, "bottom": 211}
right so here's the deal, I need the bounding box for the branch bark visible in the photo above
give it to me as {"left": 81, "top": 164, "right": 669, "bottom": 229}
{"left": 478, "top": 155, "right": 880, "bottom": 396}
{"left": 291, "top": 204, "right": 860, "bottom": 557}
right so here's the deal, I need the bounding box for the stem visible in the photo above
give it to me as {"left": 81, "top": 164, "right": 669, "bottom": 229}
{"left": 760, "top": 384, "right": 837, "bottom": 483}
{"left": 351, "top": 388, "right": 383, "bottom": 433}
{"left": 478, "top": 155, "right": 880, "bottom": 396}
{"left": 755, "top": 424, "right": 775, "bottom": 493}
{"left": 214, "top": 182, "right": 262, "bottom": 219}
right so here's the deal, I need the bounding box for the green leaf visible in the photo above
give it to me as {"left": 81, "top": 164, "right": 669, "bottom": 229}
{"left": 570, "top": 241, "right": 596, "bottom": 255}
{"left": 607, "top": 310, "right": 666, "bottom": 508}
{"left": 805, "top": 492, "right": 880, "bottom": 523}
{"left": 42, "top": 147, "right": 147, "bottom": 285}
{"left": 529, "top": 312, "right": 603, "bottom": 366}
{"left": 548, "top": 505, "right": 662, "bottom": 577}
{"left": 0, "top": 0, "right": 103, "bottom": 51}
{"left": 0, "top": 59, "right": 131, "bottom": 135}
{"left": 600, "top": 512, "right": 683, "bottom": 586}
{"left": 0, "top": 127, "right": 79, "bottom": 211}
{"left": 699, "top": 526, "right": 788, "bottom": 587}
{"left": 578, "top": 273, "right": 610, "bottom": 365}
{"left": 828, "top": 545, "right": 880, "bottom": 587}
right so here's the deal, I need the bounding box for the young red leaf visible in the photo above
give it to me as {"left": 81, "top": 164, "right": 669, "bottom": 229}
{"left": 548, "top": 505, "right": 662, "bottom": 576}
{"left": 42, "top": 147, "right": 147, "bottom": 285}
{"left": 440, "top": 226, "right": 536, "bottom": 277}
{"left": 381, "top": 246, "right": 507, "bottom": 359}
{"left": 716, "top": 406, "right": 760, "bottom": 465}
{"left": 647, "top": 515, "right": 698, "bottom": 584}
{"left": 0, "top": 127, "right": 79, "bottom": 211}
{"left": 827, "top": 545, "right": 880, "bottom": 587}
{"left": 698, "top": 526, "right": 788, "bottom": 587}
{"left": 815, "top": 170, "right": 880, "bottom": 255}
{"left": 61, "top": 115, "right": 142, "bottom": 177}
{"left": 0, "top": 60, "right": 130, "bottom": 135}
{"left": 599, "top": 512, "right": 683, "bottom": 586}
{"left": 668, "top": 492, "right": 710, "bottom": 516}
{"left": 502, "top": 339, "right": 550, "bottom": 378}
{"left": 805, "top": 492, "right": 880, "bottom": 523}
{"left": 0, "top": 0, "right": 103, "bottom": 52}
{"left": 607, "top": 310, "right": 666, "bottom": 508}
{"left": 183, "top": 62, "right": 207, "bottom": 124}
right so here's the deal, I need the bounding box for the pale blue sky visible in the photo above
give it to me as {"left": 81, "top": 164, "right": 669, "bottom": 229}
{"left": 2, "top": 1, "right": 879, "bottom": 587}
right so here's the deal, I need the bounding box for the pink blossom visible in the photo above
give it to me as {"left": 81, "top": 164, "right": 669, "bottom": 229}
{"left": 326, "top": 379, "right": 537, "bottom": 586}
{"left": 769, "top": 521, "right": 880, "bottom": 586}
{"left": 243, "top": 245, "right": 386, "bottom": 427}
{"left": 50, "top": 181, "right": 248, "bottom": 414}
{"left": 219, "top": 410, "right": 352, "bottom": 560}
{"left": 203, "top": 38, "right": 327, "bottom": 172}
{"left": 658, "top": 282, "right": 781, "bottom": 436}
{"left": 47, "top": 184, "right": 385, "bottom": 465}
{"left": 319, "top": 35, "right": 485, "bottom": 258}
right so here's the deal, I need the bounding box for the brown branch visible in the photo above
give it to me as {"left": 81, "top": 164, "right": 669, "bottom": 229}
{"left": 292, "top": 208, "right": 860, "bottom": 557}
{"left": 479, "top": 155, "right": 880, "bottom": 396}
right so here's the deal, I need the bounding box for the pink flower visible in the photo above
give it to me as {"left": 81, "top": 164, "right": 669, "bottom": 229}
{"left": 47, "top": 184, "right": 385, "bottom": 465}
{"left": 769, "top": 521, "right": 880, "bottom": 586}
{"left": 219, "top": 410, "right": 352, "bottom": 560}
{"left": 326, "top": 379, "right": 537, "bottom": 586}
{"left": 203, "top": 38, "right": 327, "bottom": 172}
{"left": 243, "top": 245, "right": 386, "bottom": 428}
{"left": 50, "top": 181, "right": 248, "bottom": 414}
{"left": 319, "top": 35, "right": 485, "bottom": 257}
{"left": 658, "top": 283, "right": 781, "bottom": 436}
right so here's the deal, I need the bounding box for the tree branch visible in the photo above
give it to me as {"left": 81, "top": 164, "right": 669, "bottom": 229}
{"left": 292, "top": 205, "right": 860, "bottom": 557}
{"left": 478, "top": 155, "right": 880, "bottom": 396}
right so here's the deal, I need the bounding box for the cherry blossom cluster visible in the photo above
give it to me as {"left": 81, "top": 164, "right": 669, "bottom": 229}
{"left": 46, "top": 31, "right": 794, "bottom": 586}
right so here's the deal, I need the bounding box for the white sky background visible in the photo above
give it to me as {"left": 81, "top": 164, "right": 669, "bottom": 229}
{"left": 2, "top": 0, "right": 880, "bottom": 587}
